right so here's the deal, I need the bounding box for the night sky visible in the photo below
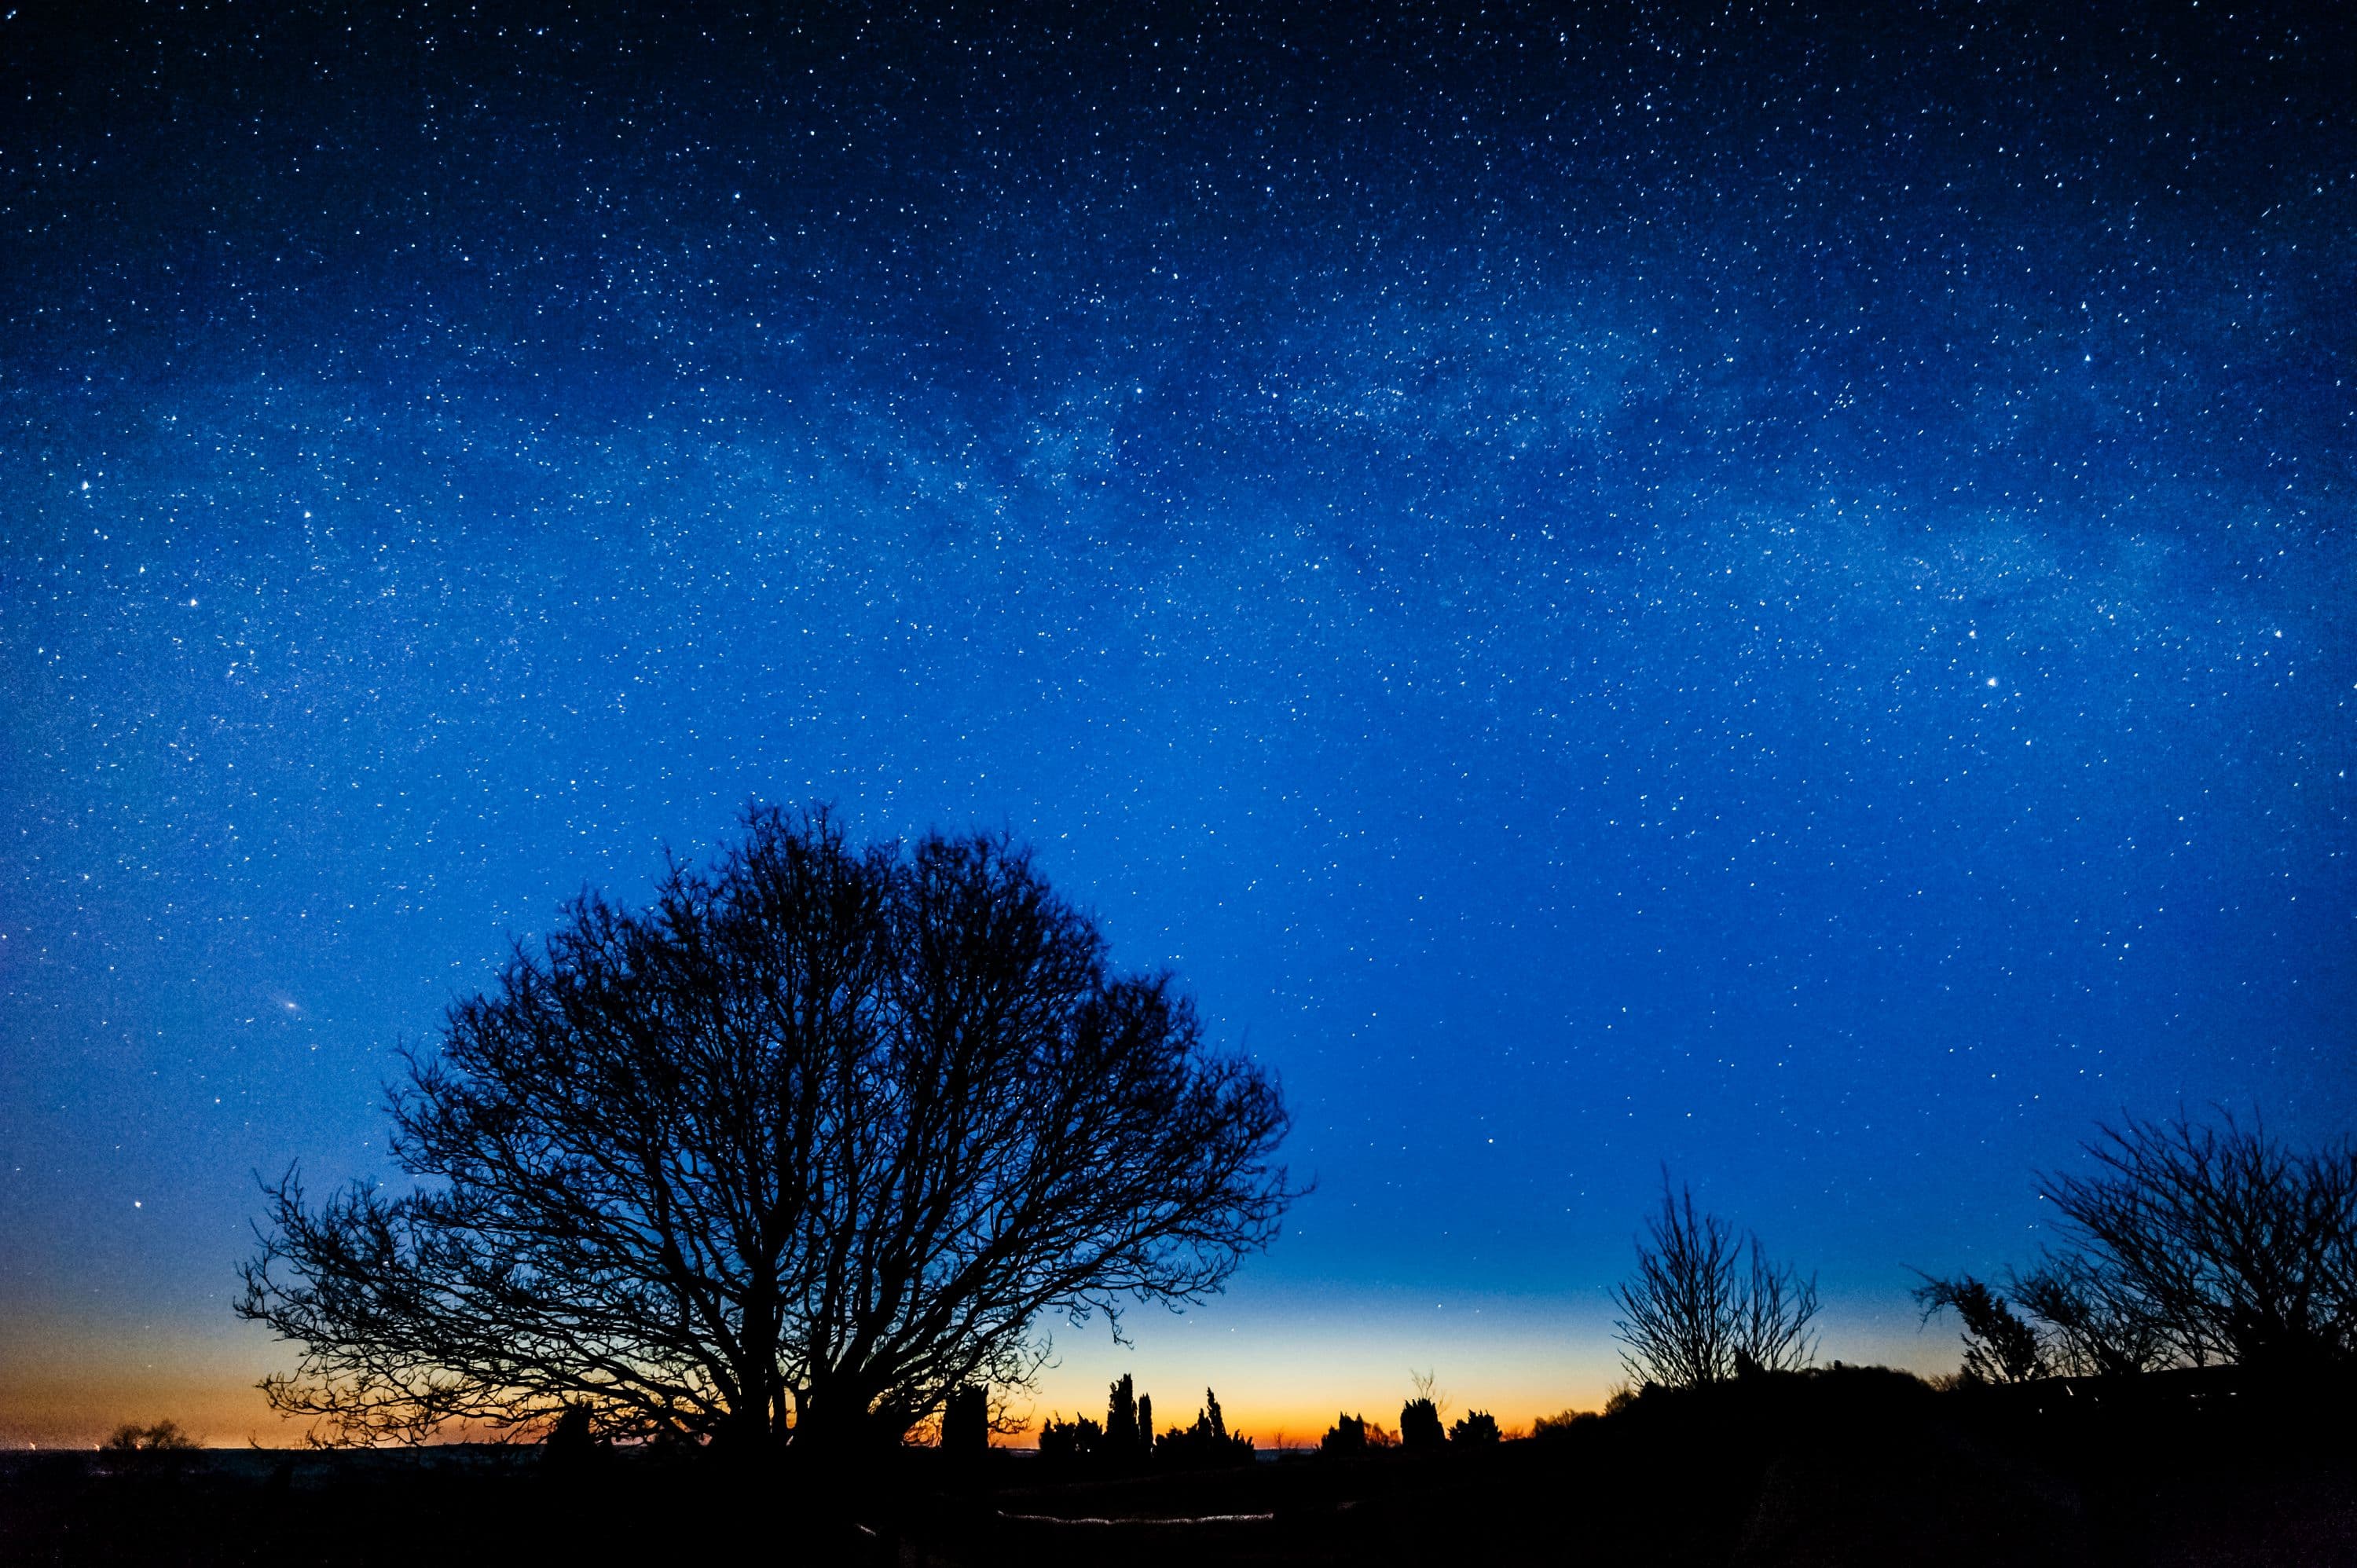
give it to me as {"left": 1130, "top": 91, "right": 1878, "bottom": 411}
{"left": 2, "top": 3, "right": 2351, "bottom": 1449}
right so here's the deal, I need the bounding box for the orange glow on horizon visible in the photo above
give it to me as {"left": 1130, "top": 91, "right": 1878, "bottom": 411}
{"left": 0, "top": 1376, "right": 1614, "bottom": 1453}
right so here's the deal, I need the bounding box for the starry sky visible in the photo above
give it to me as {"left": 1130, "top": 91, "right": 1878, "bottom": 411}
{"left": 2, "top": 2, "right": 2351, "bottom": 1449}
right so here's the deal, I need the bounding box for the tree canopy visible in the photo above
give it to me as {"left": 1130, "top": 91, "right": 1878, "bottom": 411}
{"left": 238, "top": 805, "right": 1296, "bottom": 1453}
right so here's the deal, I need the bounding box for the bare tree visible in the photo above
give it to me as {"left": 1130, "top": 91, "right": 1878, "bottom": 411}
{"left": 2011, "top": 1253, "right": 2172, "bottom": 1378}
{"left": 239, "top": 806, "right": 1297, "bottom": 1455}
{"left": 1611, "top": 1175, "right": 1819, "bottom": 1388}
{"left": 2040, "top": 1112, "right": 2357, "bottom": 1373}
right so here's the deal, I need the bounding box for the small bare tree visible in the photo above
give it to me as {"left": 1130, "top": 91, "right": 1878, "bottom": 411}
{"left": 1612, "top": 1174, "right": 1819, "bottom": 1388}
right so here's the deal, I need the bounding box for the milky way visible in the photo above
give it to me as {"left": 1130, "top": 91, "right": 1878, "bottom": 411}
{"left": 2, "top": 5, "right": 2350, "bottom": 1442}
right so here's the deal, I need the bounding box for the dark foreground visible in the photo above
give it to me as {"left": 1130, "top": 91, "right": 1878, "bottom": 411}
{"left": 6, "top": 1368, "right": 2353, "bottom": 1566}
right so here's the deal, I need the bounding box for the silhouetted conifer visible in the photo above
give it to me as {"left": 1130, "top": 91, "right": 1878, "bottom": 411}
{"left": 1137, "top": 1392, "right": 1153, "bottom": 1457}
{"left": 1103, "top": 1367, "right": 1150, "bottom": 1461}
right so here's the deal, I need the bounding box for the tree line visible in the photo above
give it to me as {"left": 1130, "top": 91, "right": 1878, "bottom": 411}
{"left": 1030, "top": 1374, "right": 1255, "bottom": 1468}
{"left": 232, "top": 806, "right": 2354, "bottom": 1460}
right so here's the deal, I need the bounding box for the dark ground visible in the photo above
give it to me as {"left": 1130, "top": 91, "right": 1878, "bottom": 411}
{"left": 5, "top": 1368, "right": 2352, "bottom": 1566}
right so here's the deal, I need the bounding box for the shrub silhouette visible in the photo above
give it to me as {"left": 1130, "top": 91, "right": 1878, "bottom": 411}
{"left": 541, "top": 1403, "right": 603, "bottom": 1465}
{"left": 98, "top": 1420, "right": 200, "bottom": 1477}
{"left": 1399, "top": 1396, "right": 1445, "bottom": 1453}
{"left": 1320, "top": 1412, "right": 1367, "bottom": 1456}
{"left": 101, "top": 1420, "right": 198, "bottom": 1453}
{"left": 1530, "top": 1409, "right": 1597, "bottom": 1442}
{"left": 1158, "top": 1387, "right": 1254, "bottom": 1468}
{"left": 1037, "top": 1413, "right": 1102, "bottom": 1460}
{"left": 1400, "top": 1367, "right": 1447, "bottom": 1453}
{"left": 1450, "top": 1410, "right": 1501, "bottom": 1445}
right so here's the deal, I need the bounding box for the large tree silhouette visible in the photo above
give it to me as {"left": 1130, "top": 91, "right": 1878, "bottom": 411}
{"left": 238, "top": 806, "right": 1296, "bottom": 1453}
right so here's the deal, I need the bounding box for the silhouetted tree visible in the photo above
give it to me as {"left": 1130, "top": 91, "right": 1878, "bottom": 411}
{"left": 1449, "top": 1410, "right": 1501, "bottom": 1445}
{"left": 1036, "top": 1413, "right": 1102, "bottom": 1460}
{"left": 1399, "top": 1397, "right": 1445, "bottom": 1452}
{"left": 540, "top": 1401, "right": 613, "bottom": 1486}
{"left": 1611, "top": 1174, "right": 1820, "bottom": 1388}
{"left": 237, "top": 807, "right": 1297, "bottom": 1455}
{"left": 1398, "top": 1368, "right": 1451, "bottom": 1453}
{"left": 1912, "top": 1275, "right": 2046, "bottom": 1383}
{"left": 2011, "top": 1254, "right": 2172, "bottom": 1377}
{"left": 943, "top": 1385, "right": 988, "bottom": 1458}
{"left": 1529, "top": 1409, "right": 1596, "bottom": 1442}
{"left": 1105, "top": 1373, "right": 1143, "bottom": 1456}
{"left": 1320, "top": 1412, "right": 1367, "bottom": 1456}
{"left": 1158, "top": 1387, "right": 1253, "bottom": 1467}
{"left": 100, "top": 1420, "right": 197, "bottom": 1454}
{"left": 1136, "top": 1392, "right": 1153, "bottom": 1458}
{"left": 97, "top": 1420, "right": 200, "bottom": 1476}
{"left": 2040, "top": 1112, "right": 2357, "bottom": 1373}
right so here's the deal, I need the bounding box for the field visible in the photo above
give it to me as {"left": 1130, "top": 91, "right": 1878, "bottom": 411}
{"left": 5, "top": 1368, "right": 2353, "bottom": 1566}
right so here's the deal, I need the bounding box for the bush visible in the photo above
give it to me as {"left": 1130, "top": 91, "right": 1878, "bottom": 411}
{"left": 101, "top": 1420, "right": 199, "bottom": 1453}
{"left": 1399, "top": 1397, "right": 1446, "bottom": 1453}
{"left": 1037, "top": 1413, "right": 1103, "bottom": 1461}
{"left": 97, "top": 1420, "right": 199, "bottom": 1475}
{"left": 1450, "top": 1410, "right": 1501, "bottom": 1445}
{"left": 1530, "top": 1409, "right": 1597, "bottom": 1442}
{"left": 1157, "top": 1387, "right": 1255, "bottom": 1468}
